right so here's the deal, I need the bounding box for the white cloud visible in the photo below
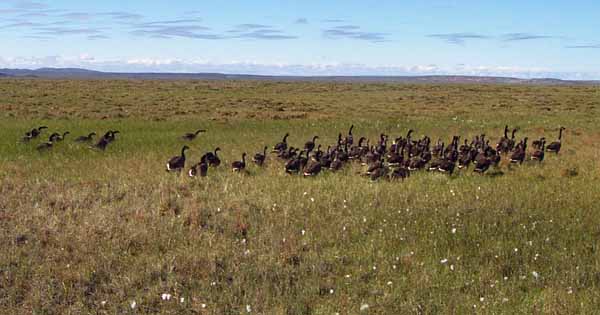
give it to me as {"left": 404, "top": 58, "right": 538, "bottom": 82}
{"left": 0, "top": 55, "right": 598, "bottom": 80}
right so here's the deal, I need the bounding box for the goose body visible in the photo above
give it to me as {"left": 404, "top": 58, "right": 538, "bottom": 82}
{"left": 182, "top": 129, "right": 206, "bottom": 141}
{"left": 546, "top": 127, "right": 565, "bottom": 154}
{"left": 75, "top": 132, "right": 96, "bottom": 143}
{"left": 231, "top": 153, "right": 247, "bottom": 172}
{"left": 166, "top": 146, "right": 189, "bottom": 172}
{"left": 253, "top": 146, "right": 267, "bottom": 166}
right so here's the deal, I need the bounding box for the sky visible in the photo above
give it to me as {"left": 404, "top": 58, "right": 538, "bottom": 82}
{"left": 1, "top": 0, "right": 599, "bottom": 79}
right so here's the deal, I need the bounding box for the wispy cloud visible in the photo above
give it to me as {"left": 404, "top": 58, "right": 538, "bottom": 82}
{"left": 34, "top": 26, "right": 104, "bottom": 36}
{"left": 501, "top": 33, "right": 556, "bottom": 42}
{"left": 323, "top": 25, "right": 389, "bottom": 42}
{"left": 295, "top": 18, "right": 308, "bottom": 24}
{"left": 322, "top": 19, "right": 346, "bottom": 23}
{"left": 566, "top": 44, "right": 600, "bottom": 49}
{"left": 427, "top": 32, "right": 490, "bottom": 45}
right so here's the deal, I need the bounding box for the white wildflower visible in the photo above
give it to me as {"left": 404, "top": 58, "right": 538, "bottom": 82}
{"left": 532, "top": 271, "right": 539, "bottom": 279}
{"left": 130, "top": 301, "right": 137, "bottom": 309}
{"left": 440, "top": 259, "right": 448, "bottom": 264}
{"left": 246, "top": 304, "right": 252, "bottom": 313}
{"left": 161, "top": 293, "right": 172, "bottom": 301}
{"left": 360, "top": 304, "right": 369, "bottom": 311}
{"left": 451, "top": 228, "right": 456, "bottom": 234}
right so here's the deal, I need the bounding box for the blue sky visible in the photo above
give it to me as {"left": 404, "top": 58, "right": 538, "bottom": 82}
{"left": 1, "top": 0, "right": 599, "bottom": 79}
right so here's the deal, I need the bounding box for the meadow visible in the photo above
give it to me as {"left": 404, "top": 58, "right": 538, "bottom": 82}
{"left": 1, "top": 79, "right": 600, "bottom": 314}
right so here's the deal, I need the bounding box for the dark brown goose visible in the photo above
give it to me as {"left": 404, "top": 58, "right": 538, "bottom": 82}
{"left": 231, "top": 153, "right": 247, "bottom": 172}
{"left": 510, "top": 138, "right": 528, "bottom": 164}
{"left": 344, "top": 125, "right": 354, "bottom": 146}
{"left": 253, "top": 146, "right": 268, "bottom": 166}
{"left": 304, "top": 136, "right": 319, "bottom": 152}
{"left": 166, "top": 145, "right": 189, "bottom": 172}
{"left": 23, "top": 126, "right": 48, "bottom": 142}
{"left": 532, "top": 137, "right": 545, "bottom": 150}
{"left": 531, "top": 139, "right": 545, "bottom": 162}
{"left": 206, "top": 147, "right": 221, "bottom": 167}
{"left": 94, "top": 131, "right": 113, "bottom": 150}
{"left": 303, "top": 156, "right": 322, "bottom": 177}
{"left": 546, "top": 127, "right": 565, "bottom": 154}
{"left": 473, "top": 150, "right": 492, "bottom": 174}
{"left": 389, "top": 166, "right": 410, "bottom": 181}
{"left": 36, "top": 140, "right": 54, "bottom": 151}
{"left": 189, "top": 155, "right": 209, "bottom": 177}
{"left": 182, "top": 129, "right": 206, "bottom": 141}
{"left": 74, "top": 132, "right": 96, "bottom": 143}
{"left": 273, "top": 133, "right": 289, "bottom": 153}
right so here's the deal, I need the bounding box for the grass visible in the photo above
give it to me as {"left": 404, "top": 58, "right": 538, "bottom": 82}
{"left": 1, "top": 79, "right": 600, "bottom": 314}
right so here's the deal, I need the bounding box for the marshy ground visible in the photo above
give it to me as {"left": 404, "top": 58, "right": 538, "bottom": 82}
{"left": 1, "top": 79, "right": 600, "bottom": 314}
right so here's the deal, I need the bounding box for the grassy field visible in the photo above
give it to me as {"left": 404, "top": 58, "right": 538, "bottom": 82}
{"left": 1, "top": 79, "right": 600, "bottom": 314}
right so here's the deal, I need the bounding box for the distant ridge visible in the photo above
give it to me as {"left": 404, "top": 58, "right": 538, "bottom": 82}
{"left": 0, "top": 67, "right": 597, "bottom": 85}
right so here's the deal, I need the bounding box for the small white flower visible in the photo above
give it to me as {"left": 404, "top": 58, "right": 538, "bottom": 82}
{"left": 451, "top": 228, "right": 457, "bottom": 234}
{"left": 360, "top": 304, "right": 369, "bottom": 311}
{"left": 392, "top": 265, "right": 397, "bottom": 269}
{"left": 301, "top": 229, "right": 306, "bottom": 236}
{"left": 201, "top": 303, "right": 207, "bottom": 308}
{"left": 180, "top": 297, "right": 185, "bottom": 303}
{"left": 450, "top": 264, "right": 455, "bottom": 271}
{"left": 567, "top": 288, "right": 573, "bottom": 294}
{"left": 387, "top": 281, "right": 393, "bottom": 285}
{"left": 161, "top": 293, "right": 172, "bottom": 301}
{"left": 345, "top": 274, "right": 351, "bottom": 278}
{"left": 329, "top": 289, "right": 334, "bottom": 294}
{"left": 246, "top": 304, "right": 252, "bottom": 313}
{"left": 372, "top": 266, "right": 377, "bottom": 270}
{"left": 480, "top": 297, "right": 484, "bottom": 302}
{"left": 217, "top": 207, "right": 221, "bottom": 212}
{"left": 514, "top": 248, "right": 518, "bottom": 252}
{"left": 100, "top": 301, "right": 106, "bottom": 306}
{"left": 440, "top": 259, "right": 448, "bottom": 264}
{"left": 130, "top": 301, "right": 137, "bottom": 309}
{"left": 303, "top": 192, "right": 307, "bottom": 196}
{"left": 532, "top": 271, "right": 539, "bottom": 279}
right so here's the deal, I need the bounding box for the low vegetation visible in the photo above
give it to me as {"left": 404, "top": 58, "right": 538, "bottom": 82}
{"left": 1, "top": 79, "right": 600, "bottom": 314}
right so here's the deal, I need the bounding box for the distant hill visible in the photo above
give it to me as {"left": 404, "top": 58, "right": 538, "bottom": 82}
{"left": 0, "top": 67, "right": 597, "bottom": 85}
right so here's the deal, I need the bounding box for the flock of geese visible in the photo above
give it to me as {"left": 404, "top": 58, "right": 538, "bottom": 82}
{"left": 167, "top": 125, "right": 566, "bottom": 180}
{"left": 21, "top": 125, "right": 566, "bottom": 180}
{"left": 22, "top": 127, "right": 120, "bottom": 151}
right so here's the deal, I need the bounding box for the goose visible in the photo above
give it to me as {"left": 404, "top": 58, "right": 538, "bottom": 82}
{"left": 94, "top": 131, "right": 113, "bottom": 150}
{"left": 329, "top": 153, "right": 343, "bottom": 171}
{"left": 303, "top": 156, "right": 322, "bottom": 177}
{"left": 509, "top": 138, "right": 528, "bottom": 164}
{"left": 389, "top": 166, "right": 410, "bottom": 181}
{"left": 36, "top": 140, "right": 54, "bottom": 151}
{"left": 505, "top": 129, "right": 518, "bottom": 153}
{"left": 344, "top": 125, "right": 354, "bottom": 146}
{"left": 285, "top": 151, "right": 307, "bottom": 174}
{"left": 23, "top": 126, "right": 48, "bottom": 141}
{"left": 206, "top": 147, "right": 221, "bottom": 167}
{"left": 231, "top": 153, "right": 247, "bottom": 172}
{"left": 532, "top": 137, "right": 545, "bottom": 150}
{"left": 366, "top": 156, "right": 385, "bottom": 175}
{"left": 189, "top": 155, "right": 209, "bottom": 177}
{"left": 473, "top": 150, "right": 491, "bottom": 174}
{"left": 546, "top": 127, "right": 565, "bottom": 154}
{"left": 531, "top": 139, "right": 545, "bottom": 162}
{"left": 182, "top": 129, "right": 206, "bottom": 141}
{"left": 48, "top": 131, "right": 69, "bottom": 142}
{"left": 273, "top": 133, "right": 289, "bottom": 153}
{"left": 437, "top": 158, "right": 456, "bottom": 174}
{"left": 253, "top": 146, "right": 268, "bottom": 166}
{"left": 166, "top": 145, "right": 189, "bottom": 172}
{"left": 369, "top": 165, "right": 388, "bottom": 181}
{"left": 105, "top": 130, "right": 119, "bottom": 143}
{"left": 74, "top": 132, "right": 96, "bottom": 143}
{"left": 304, "top": 136, "right": 319, "bottom": 152}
